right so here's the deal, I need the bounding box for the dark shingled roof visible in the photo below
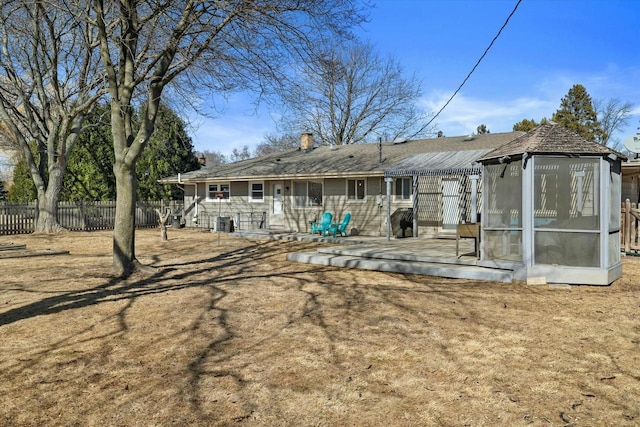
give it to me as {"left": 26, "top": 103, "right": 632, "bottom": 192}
{"left": 477, "top": 122, "right": 627, "bottom": 163}
{"left": 161, "top": 131, "right": 525, "bottom": 183}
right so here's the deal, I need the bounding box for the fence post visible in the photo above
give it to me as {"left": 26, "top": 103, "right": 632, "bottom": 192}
{"left": 633, "top": 202, "right": 638, "bottom": 251}
{"left": 621, "top": 202, "right": 625, "bottom": 247}
{"left": 625, "top": 199, "right": 631, "bottom": 253}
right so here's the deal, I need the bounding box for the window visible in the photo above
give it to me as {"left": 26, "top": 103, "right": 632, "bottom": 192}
{"left": 249, "top": 182, "right": 264, "bottom": 202}
{"left": 294, "top": 180, "right": 323, "bottom": 207}
{"left": 207, "top": 183, "right": 230, "bottom": 201}
{"left": 395, "top": 178, "right": 412, "bottom": 200}
{"left": 347, "top": 179, "right": 366, "bottom": 201}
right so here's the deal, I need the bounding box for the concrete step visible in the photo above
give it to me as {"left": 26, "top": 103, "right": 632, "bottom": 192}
{"left": 230, "top": 230, "right": 366, "bottom": 244}
{"left": 287, "top": 251, "right": 514, "bottom": 282}
{"left": 316, "top": 246, "right": 479, "bottom": 266}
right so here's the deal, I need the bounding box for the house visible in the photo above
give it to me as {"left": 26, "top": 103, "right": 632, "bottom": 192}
{"left": 621, "top": 158, "right": 640, "bottom": 205}
{"left": 160, "top": 131, "right": 524, "bottom": 237}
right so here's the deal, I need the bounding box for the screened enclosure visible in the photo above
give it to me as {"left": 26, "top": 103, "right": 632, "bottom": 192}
{"left": 480, "top": 155, "right": 622, "bottom": 285}
{"left": 533, "top": 157, "right": 601, "bottom": 267}
{"left": 483, "top": 160, "right": 523, "bottom": 262}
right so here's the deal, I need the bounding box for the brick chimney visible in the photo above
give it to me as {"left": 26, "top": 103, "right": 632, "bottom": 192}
{"left": 300, "top": 132, "right": 314, "bottom": 151}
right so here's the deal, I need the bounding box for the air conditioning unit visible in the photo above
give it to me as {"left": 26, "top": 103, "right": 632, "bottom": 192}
{"left": 213, "top": 216, "right": 230, "bottom": 232}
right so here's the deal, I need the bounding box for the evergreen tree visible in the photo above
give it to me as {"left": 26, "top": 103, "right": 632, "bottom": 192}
{"left": 7, "top": 159, "right": 37, "bottom": 203}
{"left": 476, "top": 124, "right": 490, "bottom": 134}
{"left": 136, "top": 105, "right": 201, "bottom": 200}
{"left": 513, "top": 117, "right": 549, "bottom": 132}
{"left": 0, "top": 179, "right": 8, "bottom": 201}
{"left": 552, "top": 84, "right": 605, "bottom": 142}
{"left": 62, "top": 105, "right": 115, "bottom": 201}
{"left": 58, "top": 104, "right": 199, "bottom": 201}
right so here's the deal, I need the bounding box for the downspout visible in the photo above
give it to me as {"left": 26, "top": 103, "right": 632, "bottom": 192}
{"left": 413, "top": 175, "right": 418, "bottom": 237}
{"left": 175, "top": 173, "right": 185, "bottom": 192}
{"left": 193, "top": 183, "right": 198, "bottom": 221}
{"left": 385, "top": 177, "right": 393, "bottom": 241}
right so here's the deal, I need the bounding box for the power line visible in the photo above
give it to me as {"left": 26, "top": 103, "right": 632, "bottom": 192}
{"left": 413, "top": 0, "right": 523, "bottom": 137}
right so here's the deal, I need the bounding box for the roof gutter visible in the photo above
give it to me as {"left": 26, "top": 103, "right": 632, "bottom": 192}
{"left": 165, "top": 171, "right": 386, "bottom": 183}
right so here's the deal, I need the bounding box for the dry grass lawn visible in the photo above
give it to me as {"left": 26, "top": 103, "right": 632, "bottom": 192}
{"left": 1, "top": 228, "right": 639, "bottom": 426}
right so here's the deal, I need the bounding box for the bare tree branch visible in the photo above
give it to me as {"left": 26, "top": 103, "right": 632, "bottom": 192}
{"left": 0, "top": 0, "right": 104, "bottom": 231}
{"left": 85, "top": 0, "right": 368, "bottom": 274}
{"left": 594, "top": 97, "right": 634, "bottom": 149}
{"left": 277, "top": 41, "right": 431, "bottom": 145}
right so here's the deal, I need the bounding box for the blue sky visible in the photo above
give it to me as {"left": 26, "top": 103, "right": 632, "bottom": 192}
{"left": 3, "top": 1, "right": 636, "bottom": 178}
{"left": 192, "top": 0, "right": 640, "bottom": 156}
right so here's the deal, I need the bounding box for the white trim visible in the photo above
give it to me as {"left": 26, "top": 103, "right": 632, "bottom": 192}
{"left": 347, "top": 178, "right": 366, "bottom": 202}
{"left": 206, "top": 182, "right": 230, "bottom": 202}
{"left": 248, "top": 181, "right": 265, "bottom": 203}
{"left": 393, "top": 177, "right": 413, "bottom": 201}
{"left": 600, "top": 157, "right": 608, "bottom": 269}
{"left": 293, "top": 180, "right": 324, "bottom": 208}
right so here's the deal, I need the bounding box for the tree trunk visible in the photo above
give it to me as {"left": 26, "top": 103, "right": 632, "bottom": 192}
{"left": 155, "top": 208, "right": 170, "bottom": 241}
{"left": 34, "top": 168, "right": 65, "bottom": 233}
{"left": 113, "top": 162, "right": 137, "bottom": 276}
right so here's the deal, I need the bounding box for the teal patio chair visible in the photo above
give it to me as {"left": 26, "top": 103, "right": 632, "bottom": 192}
{"left": 310, "top": 212, "right": 333, "bottom": 236}
{"left": 329, "top": 212, "right": 351, "bottom": 237}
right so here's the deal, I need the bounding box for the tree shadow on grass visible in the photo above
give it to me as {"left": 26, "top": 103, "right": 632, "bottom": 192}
{"left": 0, "top": 240, "right": 311, "bottom": 327}
{"left": 5, "top": 235, "right": 637, "bottom": 424}
{"left": 1, "top": 237, "right": 341, "bottom": 420}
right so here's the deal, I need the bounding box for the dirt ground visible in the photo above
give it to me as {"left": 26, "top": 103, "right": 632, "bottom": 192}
{"left": 1, "top": 228, "right": 639, "bottom": 426}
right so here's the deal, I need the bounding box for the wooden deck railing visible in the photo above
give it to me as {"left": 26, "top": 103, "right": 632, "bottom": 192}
{"left": 621, "top": 199, "right": 640, "bottom": 253}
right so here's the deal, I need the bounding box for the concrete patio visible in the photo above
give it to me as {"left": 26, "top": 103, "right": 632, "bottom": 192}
{"left": 230, "top": 230, "right": 517, "bottom": 283}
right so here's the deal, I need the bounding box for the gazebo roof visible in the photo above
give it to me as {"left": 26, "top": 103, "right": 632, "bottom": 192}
{"left": 477, "top": 122, "right": 627, "bottom": 164}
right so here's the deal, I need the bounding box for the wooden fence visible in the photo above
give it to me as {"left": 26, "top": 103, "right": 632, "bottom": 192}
{"left": 621, "top": 199, "right": 640, "bottom": 253}
{"left": 5, "top": 198, "right": 635, "bottom": 247}
{"left": 0, "top": 203, "right": 35, "bottom": 235}
{"left": 0, "top": 201, "right": 181, "bottom": 235}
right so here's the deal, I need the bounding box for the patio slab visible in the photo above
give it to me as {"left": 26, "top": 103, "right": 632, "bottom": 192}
{"left": 287, "top": 250, "right": 514, "bottom": 282}
{"left": 232, "top": 230, "right": 516, "bottom": 283}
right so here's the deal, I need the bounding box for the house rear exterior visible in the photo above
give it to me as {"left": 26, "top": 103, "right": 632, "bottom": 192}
{"left": 161, "top": 132, "right": 524, "bottom": 237}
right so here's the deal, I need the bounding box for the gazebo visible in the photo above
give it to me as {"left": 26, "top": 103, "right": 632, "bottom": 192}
{"left": 476, "top": 122, "right": 626, "bottom": 285}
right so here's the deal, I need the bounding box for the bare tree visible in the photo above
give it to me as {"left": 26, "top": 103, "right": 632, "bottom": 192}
{"left": 593, "top": 98, "right": 634, "bottom": 149}
{"left": 230, "top": 146, "right": 252, "bottom": 162}
{"left": 278, "top": 41, "right": 430, "bottom": 146}
{"left": 86, "top": 0, "right": 365, "bottom": 275}
{"left": 0, "top": 1, "right": 103, "bottom": 232}
{"left": 200, "top": 150, "right": 228, "bottom": 167}
{"left": 0, "top": 122, "right": 15, "bottom": 179}
{"left": 254, "top": 133, "right": 300, "bottom": 157}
